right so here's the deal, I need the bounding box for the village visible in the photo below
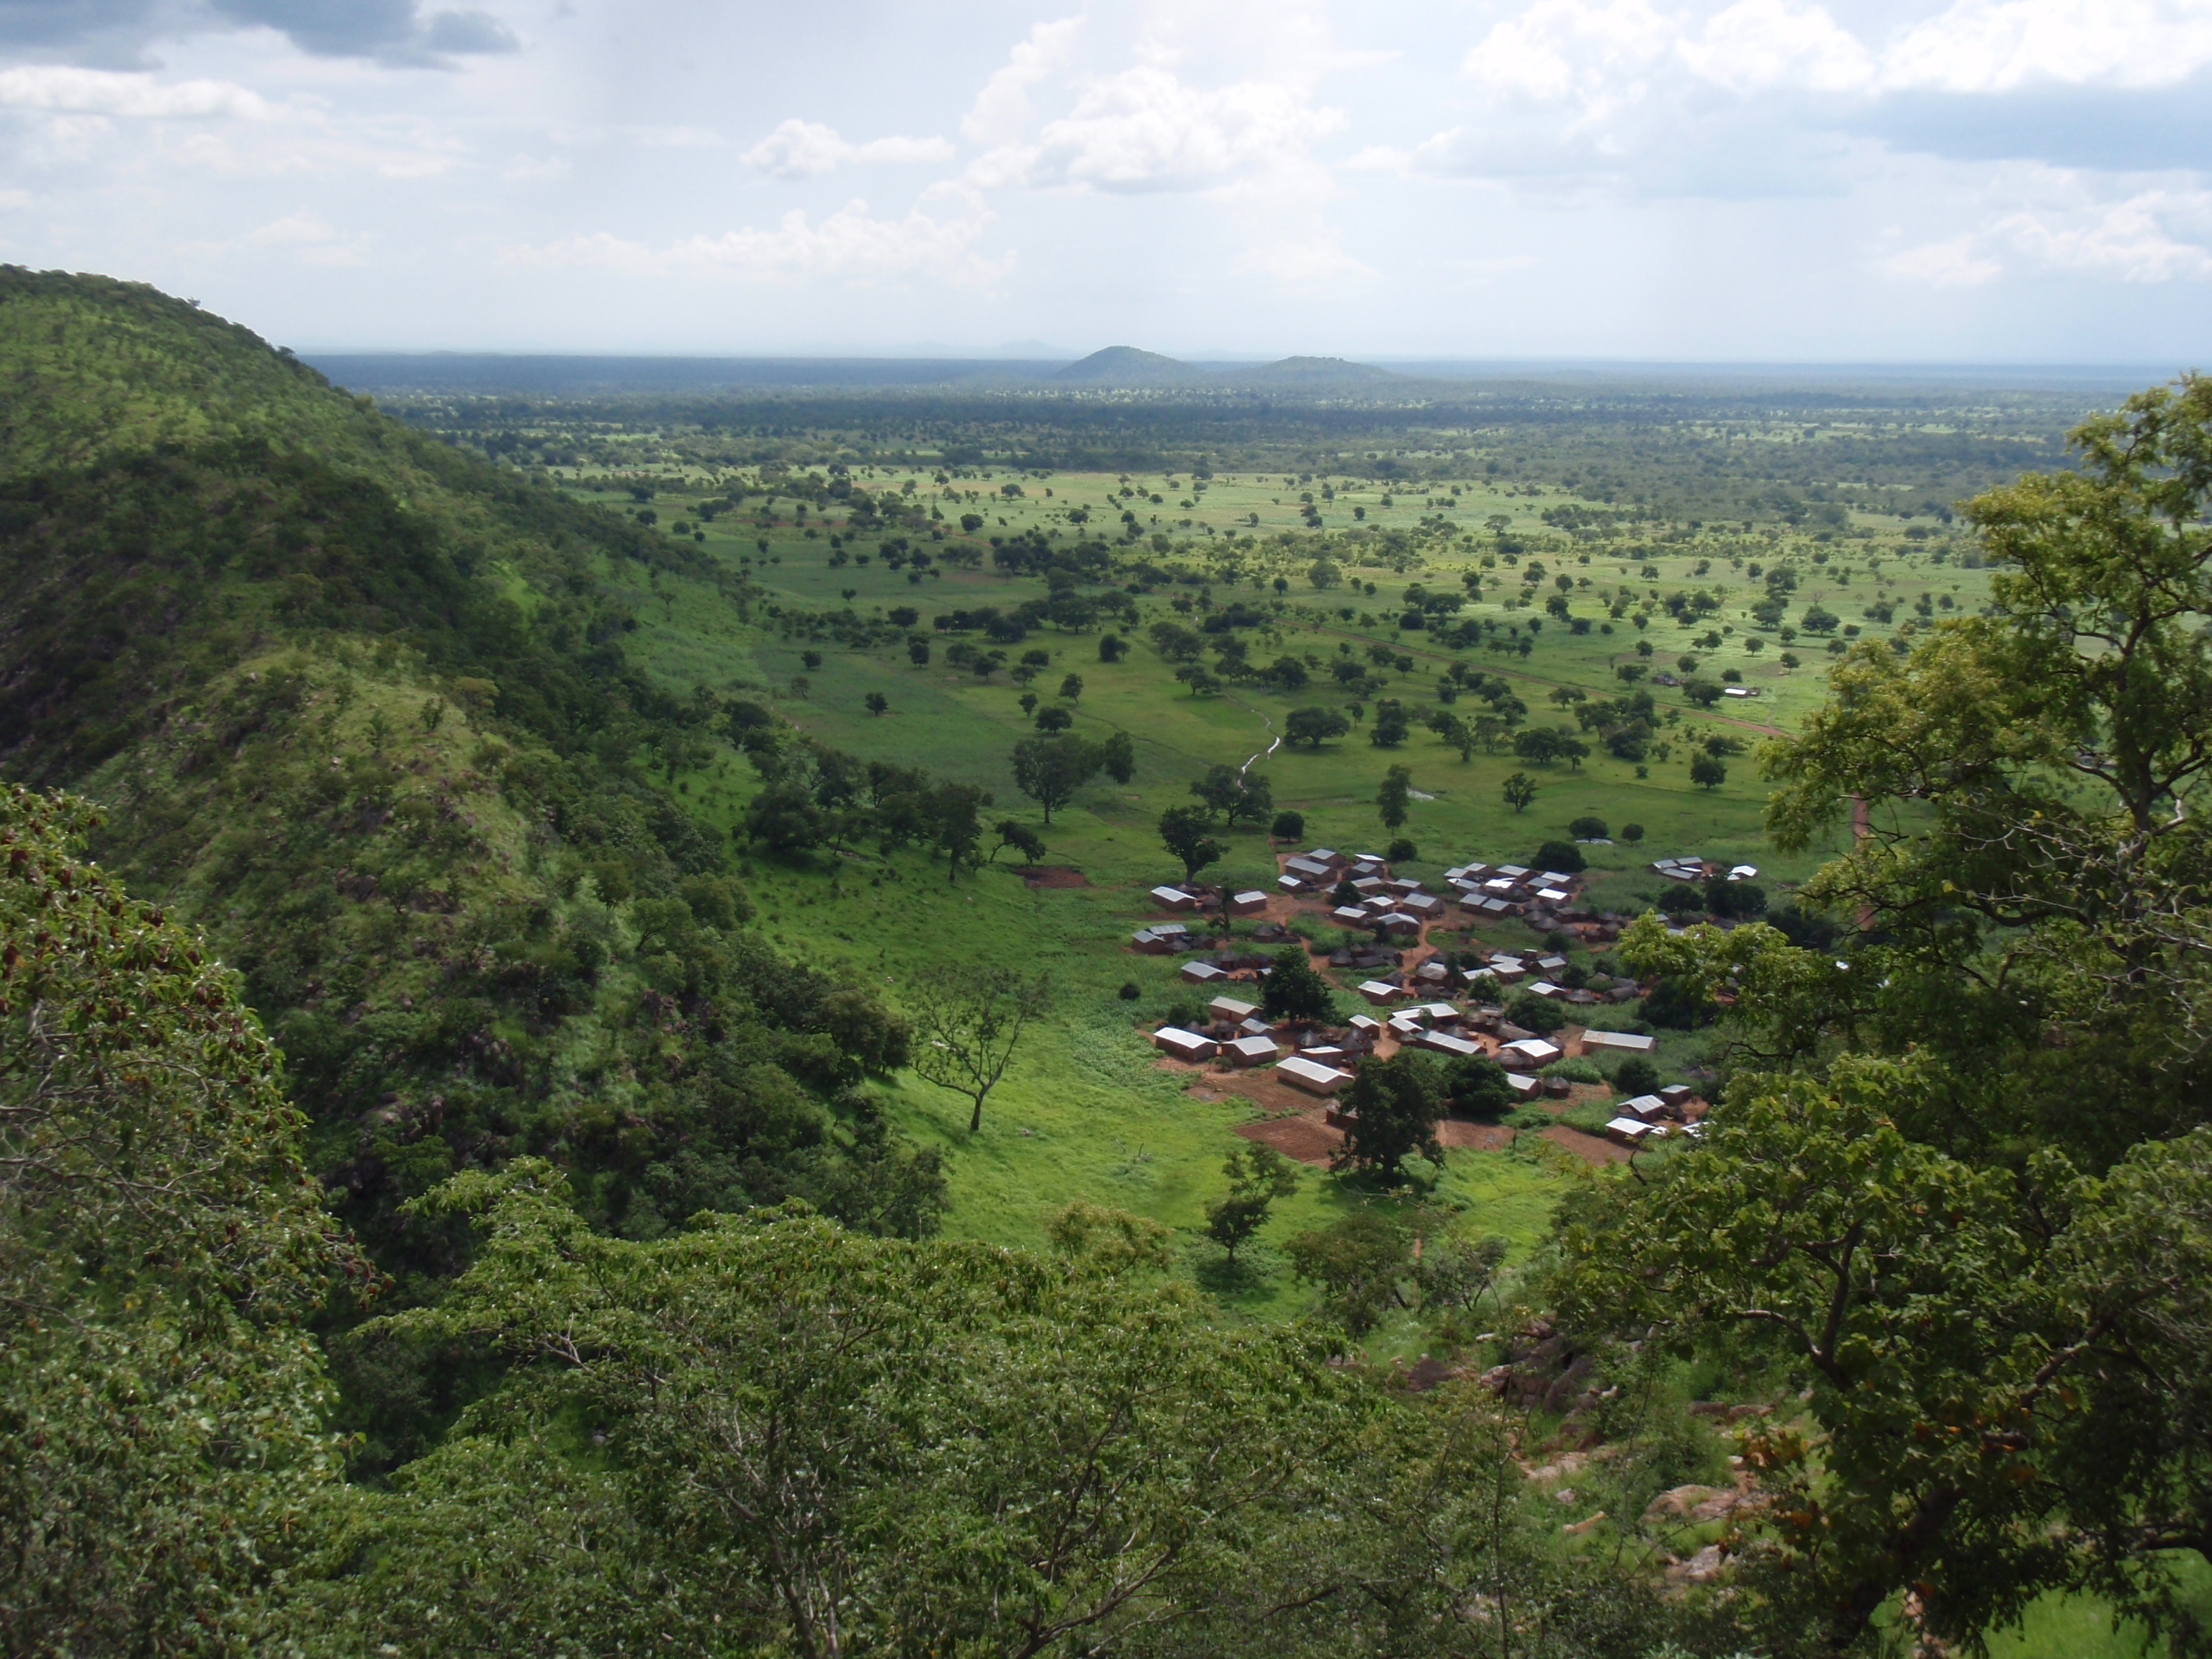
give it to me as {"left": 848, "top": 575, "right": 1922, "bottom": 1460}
{"left": 1136, "top": 844, "right": 1717, "bottom": 1165}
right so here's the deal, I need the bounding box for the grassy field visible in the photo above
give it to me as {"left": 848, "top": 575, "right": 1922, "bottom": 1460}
{"left": 526, "top": 449, "right": 1993, "bottom": 1295}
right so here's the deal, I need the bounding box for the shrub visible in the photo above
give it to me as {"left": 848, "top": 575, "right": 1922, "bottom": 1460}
{"left": 1118, "top": 981, "right": 1141, "bottom": 1001}
{"left": 1385, "top": 837, "right": 1418, "bottom": 863}
{"left": 1568, "top": 815, "right": 1608, "bottom": 839}
{"left": 1610, "top": 1056, "right": 1660, "bottom": 1097}
{"left": 1270, "top": 810, "right": 1305, "bottom": 842}
{"left": 1505, "top": 992, "right": 1567, "bottom": 1035}
{"left": 1531, "top": 839, "right": 1586, "bottom": 873}
{"left": 1620, "top": 823, "right": 1645, "bottom": 843}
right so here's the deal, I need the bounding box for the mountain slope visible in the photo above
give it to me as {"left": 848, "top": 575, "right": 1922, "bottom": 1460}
{"left": 0, "top": 272, "right": 940, "bottom": 1439}
{"left": 1051, "top": 344, "right": 1206, "bottom": 386}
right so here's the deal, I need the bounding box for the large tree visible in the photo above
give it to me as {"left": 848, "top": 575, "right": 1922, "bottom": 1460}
{"left": 1566, "top": 377, "right": 2212, "bottom": 1656}
{"left": 1157, "top": 806, "right": 1224, "bottom": 885}
{"left": 1009, "top": 733, "right": 1102, "bottom": 824}
{"left": 1331, "top": 1051, "right": 1444, "bottom": 1184}
{"left": 905, "top": 965, "right": 1051, "bottom": 1133}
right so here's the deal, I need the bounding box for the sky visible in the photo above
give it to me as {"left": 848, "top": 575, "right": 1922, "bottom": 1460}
{"left": 1, "top": 0, "right": 2209, "bottom": 362}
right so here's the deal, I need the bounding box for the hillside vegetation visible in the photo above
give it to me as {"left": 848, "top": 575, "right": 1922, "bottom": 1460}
{"left": 0, "top": 272, "right": 940, "bottom": 1436}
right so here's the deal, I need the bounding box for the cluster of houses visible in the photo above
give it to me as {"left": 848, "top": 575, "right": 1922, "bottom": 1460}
{"left": 1150, "top": 984, "right": 1662, "bottom": 1113}
{"left": 1652, "top": 855, "right": 1761, "bottom": 885}
{"left": 1603, "top": 1085, "right": 1706, "bottom": 1146}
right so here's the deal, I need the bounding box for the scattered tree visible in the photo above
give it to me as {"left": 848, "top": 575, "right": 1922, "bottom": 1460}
{"left": 1010, "top": 734, "right": 1102, "bottom": 823}
{"left": 1259, "top": 945, "right": 1335, "bottom": 1022}
{"left": 1376, "top": 764, "right": 1413, "bottom": 832}
{"left": 1502, "top": 772, "right": 1538, "bottom": 814}
{"left": 1157, "top": 805, "right": 1224, "bottom": 884}
{"left": 1332, "top": 1051, "right": 1444, "bottom": 1184}
{"left": 1284, "top": 706, "right": 1351, "bottom": 749}
{"left": 907, "top": 965, "right": 1053, "bottom": 1133}
{"left": 1204, "top": 1143, "right": 1301, "bottom": 1263}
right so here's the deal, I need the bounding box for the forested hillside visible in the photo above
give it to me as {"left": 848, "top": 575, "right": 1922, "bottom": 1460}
{"left": 0, "top": 272, "right": 941, "bottom": 1455}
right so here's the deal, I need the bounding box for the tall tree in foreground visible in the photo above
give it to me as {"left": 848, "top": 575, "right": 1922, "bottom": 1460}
{"left": 1564, "top": 377, "right": 2212, "bottom": 1656}
{"left": 905, "top": 964, "right": 1052, "bottom": 1132}
{"left": 0, "top": 786, "right": 360, "bottom": 1653}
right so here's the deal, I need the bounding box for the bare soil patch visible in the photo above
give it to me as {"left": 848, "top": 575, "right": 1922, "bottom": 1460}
{"left": 1437, "top": 1120, "right": 1514, "bottom": 1151}
{"left": 1017, "top": 865, "right": 1092, "bottom": 889}
{"left": 1236, "top": 1113, "right": 1345, "bottom": 1166}
{"left": 1540, "top": 1124, "right": 1632, "bottom": 1165}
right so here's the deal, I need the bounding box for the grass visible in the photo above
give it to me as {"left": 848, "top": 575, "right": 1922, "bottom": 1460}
{"left": 554, "top": 458, "right": 1987, "bottom": 1301}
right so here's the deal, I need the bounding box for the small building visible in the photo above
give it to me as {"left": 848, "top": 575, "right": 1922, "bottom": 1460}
{"left": 1414, "top": 959, "right": 1452, "bottom": 984}
{"left": 1361, "top": 894, "right": 1395, "bottom": 913}
{"left": 1537, "top": 872, "right": 1578, "bottom": 889}
{"left": 1536, "top": 955, "right": 1569, "bottom": 973}
{"left": 1402, "top": 892, "right": 1444, "bottom": 917}
{"left": 1604, "top": 1115, "right": 1660, "bottom": 1146}
{"left": 1535, "top": 887, "right": 1572, "bottom": 905}
{"left": 1498, "top": 1038, "right": 1563, "bottom": 1070}
{"left": 1347, "top": 1014, "right": 1385, "bottom": 1040}
{"left": 1378, "top": 912, "right": 1422, "bottom": 937}
{"left": 1331, "top": 905, "right": 1372, "bottom": 927}
{"left": 1542, "top": 1074, "right": 1573, "bottom": 1098}
{"left": 1476, "top": 896, "right": 1515, "bottom": 917}
{"left": 1153, "top": 1026, "right": 1218, "bottom": 1061}
{"left": 1387, "top": 1013, "right": 1426, "bottom": 1040}
{"left": 1496, "top": 864, "right": 1530, "bottom": 879}
{"left": 1300, "top": 1043, "right": 1352, "bottom": 1064}
{"left": 1357, "top": 979, "right": 1403, "bottom": 1005}
{"left": 1239, "top": 1016, "right": 1273, "bottom": 1036}
{"left": 1445, "top": 863, "right": 1490, "bottom": 880}
{"left": 1619, "top": 1093, "right": 1669, "bottom": 1121}
{"left": 1229, "top": 889, "right": 1269, "bottom": 916}
{"left": 1283, "top": 855, "right": 1334, "bottom": 884}
{"left": 1418, "top": 1002, "right": 1461, "bottom": 1025}
{"left": 1385, "top": 878, "right": 1425, "bottom": 896}
{"left": 1130, "top": 923, "right": 1190, "bottom": 953}
{"left": 1277, "top": 874, "right": 1308, "bottom": 894}
{"left": 1580, "top": 1029, "right": 1656, "bottom": 1057}
{"left": 1350, "top": 876, "right": 1387, "bottom": 898}
{"left": 1482, "top": 876, "right": 1519, "bottom": 894}
{"left": 1505, "top": 1071, "right": 1542, "bottom": 1101}
{"left": 1488, "top": 963, "right": 1527, "bottom": 984}
{"left": 1208, "top": 994, "right": 1259, "bottom": 1023}
{"left": 1276, "top": 1055, "right": 1353, "bottom": 1095}
{"left": 1179, "top": 960, "right": 1228, "bottom": 984}
{"left": 1527, "top": 980, "right": 1565, "bottom": 999}
{"left": 1151, "top": 885, "right": 1199, "bottom": 909}
{"left": 1728, "top": 864, "right": 1758, "bottom": 882}
{"left": 1226, "top": 1033, "right": 1280, "bottom": 1066}
{"left": 1304, "top": 848, "right": 1345, "bottom": 869}
{"left": 1658, "top": 1084, "right": 1697, "bottom": 1110}
{"left": 1414, "top": 1029, "right": 1483, "bottom": 1058}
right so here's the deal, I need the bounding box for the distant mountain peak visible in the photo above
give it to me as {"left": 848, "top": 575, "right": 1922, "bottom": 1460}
{"left": 1051, "top": 346, "right": 1199, "bottom": 385}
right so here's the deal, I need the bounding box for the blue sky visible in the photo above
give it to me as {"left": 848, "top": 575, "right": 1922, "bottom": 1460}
{"left": 2, "top": 0, "right": 2208, "bottom": 361}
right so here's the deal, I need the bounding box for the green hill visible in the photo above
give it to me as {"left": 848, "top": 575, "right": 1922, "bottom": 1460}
{"left": 0, "top": 270, "right": 935, "bottom": 1443}
{"left": 1050, "top": 343, "right": 1207, "bottom": 386}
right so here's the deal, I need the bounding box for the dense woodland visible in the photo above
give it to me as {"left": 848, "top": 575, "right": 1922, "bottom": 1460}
{"left": 3, "top": 269, "right": 2211, "bottom": 1658}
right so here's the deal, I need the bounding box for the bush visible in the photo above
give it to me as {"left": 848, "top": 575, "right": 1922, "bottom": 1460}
{"left": 1506, "top": 992, "right": 1567, "bottom": 1035}
{"left": 1568, "top": 815, "right": 1608, "bottom": 839}
{"left": 1385, "top": 837, "right": 1418, "bottom": 863}
{"left": 1610, "top": 1056, "right": 1660, "bottom": 1097}
{"left": 1620, "top": 823, "right": 1645, "bottom": 843}
{"left": 1118, "top": 981, "right": 1141, "bottom": 1001}
{"left": 1270, "top": 810, "right": 1305, "bottom": 842}
{"left": 1531, "top": 839, "right": 1586, "bottom": 873}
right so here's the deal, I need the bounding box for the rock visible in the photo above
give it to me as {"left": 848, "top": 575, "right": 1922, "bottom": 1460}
{"left": 1644, "top": 1484, "right": 1727, "bottom": 1519}
{"left": 1668, "top": 1544, "right": 1727, "bottom": 1585}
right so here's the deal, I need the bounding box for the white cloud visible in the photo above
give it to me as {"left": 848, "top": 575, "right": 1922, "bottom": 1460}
{"left": 1678, "top": 0, "right": 1873, "bottom": 94}
{"left": 1882, "top": 233, "right": 2002, "bottom": 285}
{"left": 508, "top": 198, "right": 1004, "bottom": 285}
{"left": 962, "top": 17, "right": 1083, "bottom": 145}
{"left": 1995, "top": 189, "right": 2212, "bottom": 279}
{"left": 1464, "top": 0, "right": 1676, "bottom": 112}
{"left": 1233, "top": 233, "right": 1373, "bottom": 287}
{"left": 0, "top": 66, "right": 278, "bottom": 120}
{"left": 1884, "top": 185, "right": 2212, "bottom": 287}
{"left": 1881, "top": 0, "right": 2212, "bottom": 94}
{"left": 248, "top": 209, "right": 370, "bottom": 265}
{"left": 1023, "top": 64, "right": 1345, "bottom": 194}
{"left": 739, "top": 119, "right": 954, "bottom": 180}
